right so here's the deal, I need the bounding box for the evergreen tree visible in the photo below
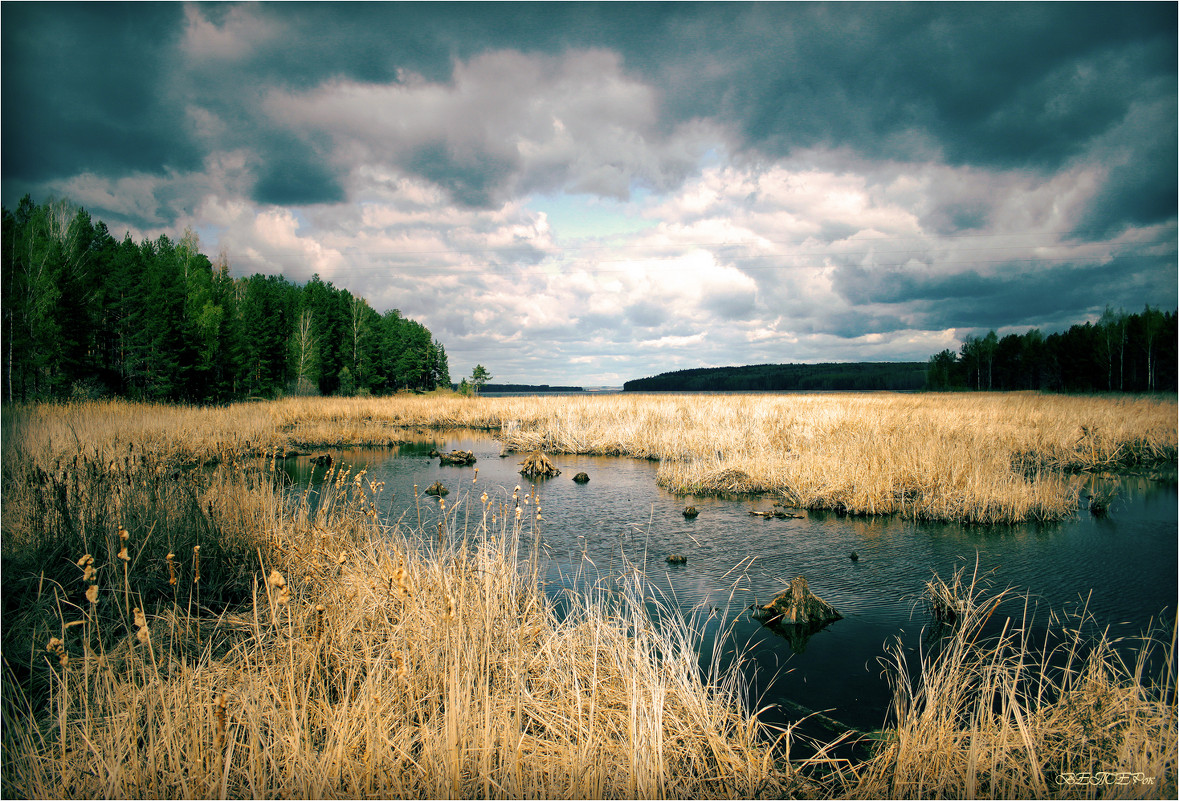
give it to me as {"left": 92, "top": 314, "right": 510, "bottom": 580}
{"left": 470, "top": 364, "right": 492, "bottom": 394}
{"left": 1, "top": 196, "right": 451, "bottom": 403}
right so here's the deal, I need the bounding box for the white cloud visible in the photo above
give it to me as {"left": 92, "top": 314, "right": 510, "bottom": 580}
{"left": 264, "top": 49, "right": 720, "bottom": 204}
{"left": 181, "top": 4, "right": 279, "bottom": 61}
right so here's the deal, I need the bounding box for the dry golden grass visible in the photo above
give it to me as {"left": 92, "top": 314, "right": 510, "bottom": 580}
{"left": 3, "top": 396, "right": 1175, "bottom": 798}
{"left": 490, "top": 392, "right": 1176, "bottom": 523}
{"left": 6, "top": 391, "right": 1173, "bottom": 524}
{"left": 0, "top": 429, "right": 797, "bottom": 799}
{"left": 4, "top": 523, "right": 795, "bottom": 798}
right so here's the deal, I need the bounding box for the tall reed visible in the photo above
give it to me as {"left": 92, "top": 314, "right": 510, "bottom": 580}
{"left": 838, "top": 575, "right": 1177, "bottom": 799}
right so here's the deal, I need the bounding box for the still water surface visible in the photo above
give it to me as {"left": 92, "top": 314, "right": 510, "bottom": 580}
{"left": 284, "top": 431, "right": 1177, "bottom": 737}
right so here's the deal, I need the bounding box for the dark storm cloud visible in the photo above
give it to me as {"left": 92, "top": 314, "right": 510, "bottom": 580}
{"left": 403, "top": 142, "right": 516, "bottom": 209}
{"left": 676, "top": 3, "right": 1175, "bottom": 165}
{"left": 247, "top": 129, "right": 345, "bottom": 206}
{"left": 833, "top": 252, "right": 1177, "bottom": 332}
{"left": 5, "top": 2, "right": 1173, "bottom": 224}
{"left": 636, "top": 3, "right": 1176, "bottom": 232}
{"left": 1, "top": 3, "right": 200, "bottom": 182}
{"left": 253, "top": 153, "right": 345, "bottom": 206}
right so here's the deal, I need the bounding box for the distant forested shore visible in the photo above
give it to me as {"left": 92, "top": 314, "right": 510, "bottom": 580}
{"left": 625, "top": 307, "right": 1177, "bottom": 394}
{"left": 2, "top": 196, "right": 450, "bottom": 403}
{"left": 926, "top": 307, "right": 1176, "bottom": 392}
{"left": 473, "top": 384, "right": 586, "bottom": 394}
{"left": 624, "top": 362, "right": 927, "bottom": 392}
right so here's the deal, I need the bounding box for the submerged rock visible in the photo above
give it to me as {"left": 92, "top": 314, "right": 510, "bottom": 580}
{"left": 424, "top": 481, "right": 449, "bottom": 497}
{"left": 572, "top": 472, "right": 590, "bottom": 484}
{"left": 750, "top": 509, "right": 806, "bottom": 520}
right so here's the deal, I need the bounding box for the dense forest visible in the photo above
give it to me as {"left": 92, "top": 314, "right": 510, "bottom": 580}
{"left": 926, "top": 307, "right": 1177, "bottom": 392}
{"left": 623, "top": 362, "right": 928, "bottom": 392}
{"left": 2, "top": 196, "right": 450, "bottom": 403}
{"left": 625, "top": 307, "right": 1177, "bottom": 395}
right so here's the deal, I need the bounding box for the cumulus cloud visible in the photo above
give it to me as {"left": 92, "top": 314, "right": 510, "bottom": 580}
{"left": 1, "top": 3, "right": 1174, "bottom": 385}
{"left": 180, "top": 3, "right": 280, "bottom": 61}
{"left": 264, "top": 48, "right": 717, "bottom": 207}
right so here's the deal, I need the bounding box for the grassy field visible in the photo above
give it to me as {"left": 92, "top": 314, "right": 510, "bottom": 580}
{"left": 6, "top": 391, "right": 1175, "bottom": 523}
{"left": 2, "top": 393, "right": 1175, "bottom": 798}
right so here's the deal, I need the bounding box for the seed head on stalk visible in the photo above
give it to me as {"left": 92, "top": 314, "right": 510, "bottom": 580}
{"left": 46, "top": 637, "right": 68, "bottom": 667}
{"left": 133, "top": 607, "right": 151, "bottom": 644}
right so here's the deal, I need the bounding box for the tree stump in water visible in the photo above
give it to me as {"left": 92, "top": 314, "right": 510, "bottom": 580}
{"left": 438, "top": 450, "right": 477, "bottom": 466}
{"left": 519, "top": 452, "right": 560, "bottom": 478}
{"left": 754, "top": 576, "right": 842, "bottom": 628}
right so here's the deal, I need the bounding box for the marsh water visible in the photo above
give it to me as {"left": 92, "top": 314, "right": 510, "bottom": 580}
{"left": 283, "top": 431, "right": 1177, "bottom": 739}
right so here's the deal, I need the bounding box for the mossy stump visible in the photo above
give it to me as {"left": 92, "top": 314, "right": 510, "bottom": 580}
{"left": 438, "top": 450, "right": 477, "bottom": 466}
{"left": 754, "top": 576, "right": 842, "bottom": 628}
{"left": 519, "top": 452, "right": 560, "bottom": 478}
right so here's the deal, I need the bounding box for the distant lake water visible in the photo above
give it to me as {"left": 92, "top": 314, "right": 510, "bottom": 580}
{"left": 284, "top": 432, "right": 1178, "bottom": 742}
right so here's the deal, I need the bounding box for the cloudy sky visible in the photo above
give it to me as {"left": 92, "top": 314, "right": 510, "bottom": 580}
{"left": 3, "top": 3, "right": 1175, "bottom": 386}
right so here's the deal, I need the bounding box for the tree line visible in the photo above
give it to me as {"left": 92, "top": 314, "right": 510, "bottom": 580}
{"left": 2, "top": 196, "right": 450, "bottom": 403}
{"left": 624, "top": 362, "right": 928, "bottom": 392}
{"left": 926, "top": 307, "right": 1177, "bottom": 393}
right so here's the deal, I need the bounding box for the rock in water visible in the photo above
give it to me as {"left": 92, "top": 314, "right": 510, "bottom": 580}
{"left": 519, "top": 452, "right": 560, "bottom": 478}
{"left": 754, "top": 576, "right": 842, "bottom": 628}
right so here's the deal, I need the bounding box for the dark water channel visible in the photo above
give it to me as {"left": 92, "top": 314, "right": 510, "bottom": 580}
{"left": 284, "top": 431, "right": 1177, "bottom": 743}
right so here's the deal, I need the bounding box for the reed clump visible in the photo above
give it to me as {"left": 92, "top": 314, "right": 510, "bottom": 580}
{"left": 835, "top": 579, "right": 1177, "bottom": 799}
